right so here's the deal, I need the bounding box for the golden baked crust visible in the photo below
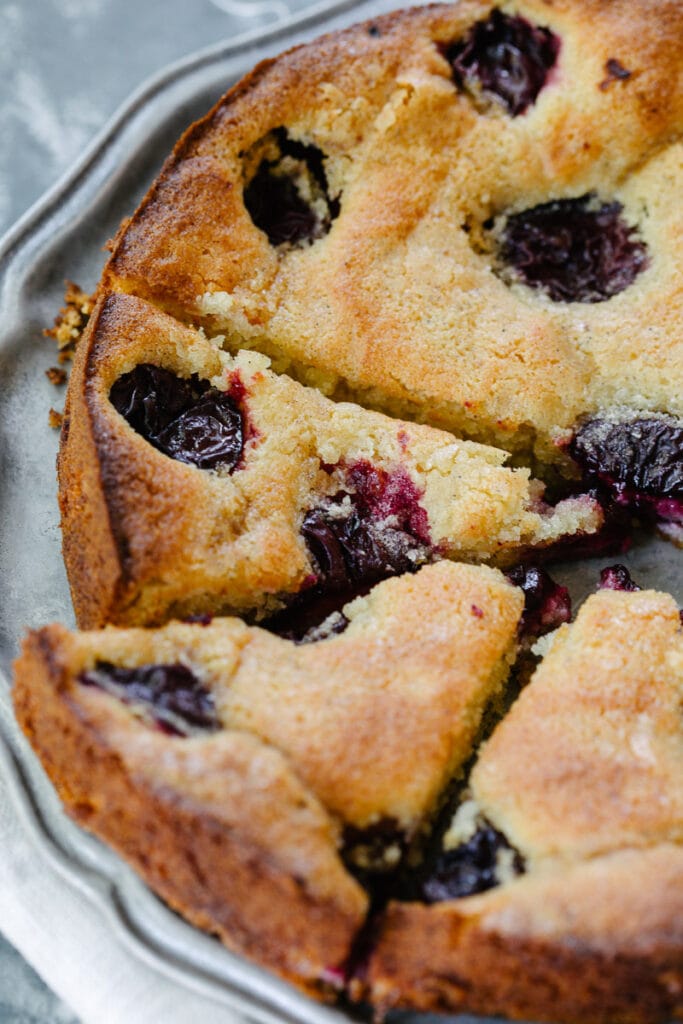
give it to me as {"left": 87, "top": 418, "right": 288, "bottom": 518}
{"left": 365, "top": 589, "right": 683, "bottom": 1022}
{"left": 13, "top": 562, "right": 522, "bottom": 989}
{"left": 59, "top": 290, "right": 599, "bottom": 629}
{"left": 103, "top": 0, "right": 683, "bottom": 460}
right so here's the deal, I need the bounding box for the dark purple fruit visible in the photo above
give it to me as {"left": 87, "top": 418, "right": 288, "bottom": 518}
{"left": 79, "top": 661, "right": 220, "bottom": 736}
{"left": 263, "top": 463, "right": 432, "bottom": 643}
{"left": 598, "top": 564, "right": 641, "bottom": 592}
{"left": 500, "top": 195, "right": 648, "bottom": 302}
{"left": 507, "top": 565, "right": 571, "bottom": 638}
{"left": 421, "top": 822, "right": 523, "bottom": 902}
{"left": 110, "top": 364, "right": 244, "bottom": 471}
{"left": 446, "top": 9, "right": 559, "bottom": 116}
{"left": 569, "top": 417, "right": 683, "bottom": 525}
{"left": 303, "top": 462, "right": 432, "bottom": 590}
{"left": 244, "top": 128, "right": 339, "bottom": 247}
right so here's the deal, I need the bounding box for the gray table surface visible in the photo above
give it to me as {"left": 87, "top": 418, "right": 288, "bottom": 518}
{"left": 0, "top": 1, "right": 310, "bottom": 1020}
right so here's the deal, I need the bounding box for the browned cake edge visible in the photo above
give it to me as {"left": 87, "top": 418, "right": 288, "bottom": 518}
{"left": 13, "top": 625, "right": 368, "bottom": 996}
{"left": 363, "top": 850, "right": 683, "bottom": 1024}
{"left": 58, "top": 295, "right": 135, "bottom": 629}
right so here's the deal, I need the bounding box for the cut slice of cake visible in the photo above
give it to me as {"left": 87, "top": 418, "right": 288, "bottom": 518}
{"left": 13, "top": 562, "right": 524, "bottom": 992}
{"left": 59, "top": 291, "right": 600, "bottom": 629}
{"left": 366, "top": 587, "right": 683, "bottom": 1024}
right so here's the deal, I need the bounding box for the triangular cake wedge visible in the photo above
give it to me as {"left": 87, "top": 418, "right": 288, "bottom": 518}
{"left": 13, "top": 562, "right": 523, "bottom": 993}
{"left": 366, "top": 588, "right": 683, "bottom": 1024}
{"left": 59, "top": 291, "right": 600, "bottom": 629}
{"left": 101, "top": 1, "right": 683, "bottom": 509}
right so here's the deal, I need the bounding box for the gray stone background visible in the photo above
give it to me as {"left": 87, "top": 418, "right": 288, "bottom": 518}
{"left": 0, "top": 0, "right": 310, "bottom": 1019}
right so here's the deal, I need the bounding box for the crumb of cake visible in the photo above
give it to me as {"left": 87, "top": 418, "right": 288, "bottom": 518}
{"left": 45, "top": 281, "right": 94, "bottom": 361}
{"left": 45, "top": 366, "right": 67, "bottom": 386}
{"left": 48, "top": 408, "right": 63, "bottom": 430}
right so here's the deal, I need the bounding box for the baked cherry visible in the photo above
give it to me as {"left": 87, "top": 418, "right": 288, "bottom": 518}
{"left": 446, "top": 9, "right": 559, "bottom": 116}
{"left": 507, "top": 564, "right": 571, "bottom": 638}
{"left": 263, "top": 463, "right": 431, "bottom": 643}
{"left": 569, "top": 417, "right": 683, "bottom": 525}
{"left": 500, "top": 195, "right": 648, "bottom": 302}
{"left": 79, "top": 661, "right": 220, "bottom": 736}
{"left": 421, "top": 822, "right": 523, "bottom": 902}
{"left": 303, "top": 462, "right": 431, "bottom": 590}
{"left": 110, "top": 364, "right": 244, "bottom": 471}
{"left": 244, "top": 128, "right": 339, "bottom": 246}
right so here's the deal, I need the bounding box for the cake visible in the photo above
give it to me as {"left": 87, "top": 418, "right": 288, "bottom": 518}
{"left": 17, "top": 1, "right": 683, "bottom": 1021}
{"left": 101, "top": 0, "right": 683, "bottom": 538}
{"left": 59, "top": 290, "right": 599, "bottom": 629}
{"left": 13, "top": 562, "right": 524, "bottom": 993}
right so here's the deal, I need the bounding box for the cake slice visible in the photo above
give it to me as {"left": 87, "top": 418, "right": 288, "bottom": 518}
{"left": 59, "top": 291, "right": 600, "bottom": 629}
{"left": 13, "top": 562, "right": 523, "bottom": 992}
{"left": 366, "top": 587, "right": 683, "bottom": 1023}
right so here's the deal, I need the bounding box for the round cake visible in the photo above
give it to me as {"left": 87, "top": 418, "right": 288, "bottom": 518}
{"left": 13, "top": 2, "right": 683, "bottom": 1023}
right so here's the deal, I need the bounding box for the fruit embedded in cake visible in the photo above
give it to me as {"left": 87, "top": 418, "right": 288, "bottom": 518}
{"left": 363, "top": 587, "right": 683, "bottom": 1020}
{"left": 445, "top": 9, "right": 560, "bottom": 116}
{"left": 243, "top": 128, "right": 339, "bottom": 247}
{"left": 420, "top": 818, "right": 524, "bottom": 903}
{"left": 569, "top": 416, "right": 683, "bottom": 532}
{"left": 499, "top": 195, "right": 649, "bottom": 302}
{"left": 13, "top": 563, "right": 525, "bottom": 984}
{"left": 303, "top": 462, "right": 432, "bottom": 591}
{"left": 79, "top": 662, "right": 220, "bottom": 736}
{"left": 66, "top": 294, "right": 603, "bottom": 630}
{"left": 506, "top": 564, "right": 571, "bottom": 638}
{"left": 109, "top": 364, "right": 244, "bottom": 471}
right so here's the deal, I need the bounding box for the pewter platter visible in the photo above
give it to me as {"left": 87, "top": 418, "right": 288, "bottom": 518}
{"left": 0, "top": 1, "right": 680, "bottom": 1022}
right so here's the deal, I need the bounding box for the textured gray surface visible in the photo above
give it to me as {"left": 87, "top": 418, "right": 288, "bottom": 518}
{"left": 0, "top": 1, "right": 306, "bottom": 1020}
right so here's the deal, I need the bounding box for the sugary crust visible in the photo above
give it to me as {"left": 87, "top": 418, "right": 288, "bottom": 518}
{"left": 366, "top": 845, "right": 683, "bottom": 1023}
{"left": 103, "top": 1, "right": 683, "bottom": 457}
{"left": 217, "top": 562, "right": 523, "bottom": 829}
{"left": 471, "top": 590, "right": 683, "bottom": 863}
{"left": 59, "top": 291, "right": 599, "bottom": 629}
{"left": 12, "top": 623, "right": 367, "bottom": 993}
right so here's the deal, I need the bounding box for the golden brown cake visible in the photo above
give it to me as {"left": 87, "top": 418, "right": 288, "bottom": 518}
{"left": 59, "top": 290, "right": 599, "bottom": 629}
{"left": 366, "top": 588, "right": 683, "bottom": 1023}
{"left": 101, "top": 0, "right": 683, "bottom": 492}
{"left": 13, "top": 562, "right": 523, "bottom": 993}
{"left": 20, "top": 1, "right": 683, "bottom": 1020}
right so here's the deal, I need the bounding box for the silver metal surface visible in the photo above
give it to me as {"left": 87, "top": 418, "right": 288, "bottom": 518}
{"left": 0, "top": 1, "right": 681, "bottom": 1022}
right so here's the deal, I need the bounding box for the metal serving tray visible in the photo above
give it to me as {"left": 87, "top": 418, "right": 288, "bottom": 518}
{"left": 0, "top": 1, "right": 680, "bottom": 1021}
